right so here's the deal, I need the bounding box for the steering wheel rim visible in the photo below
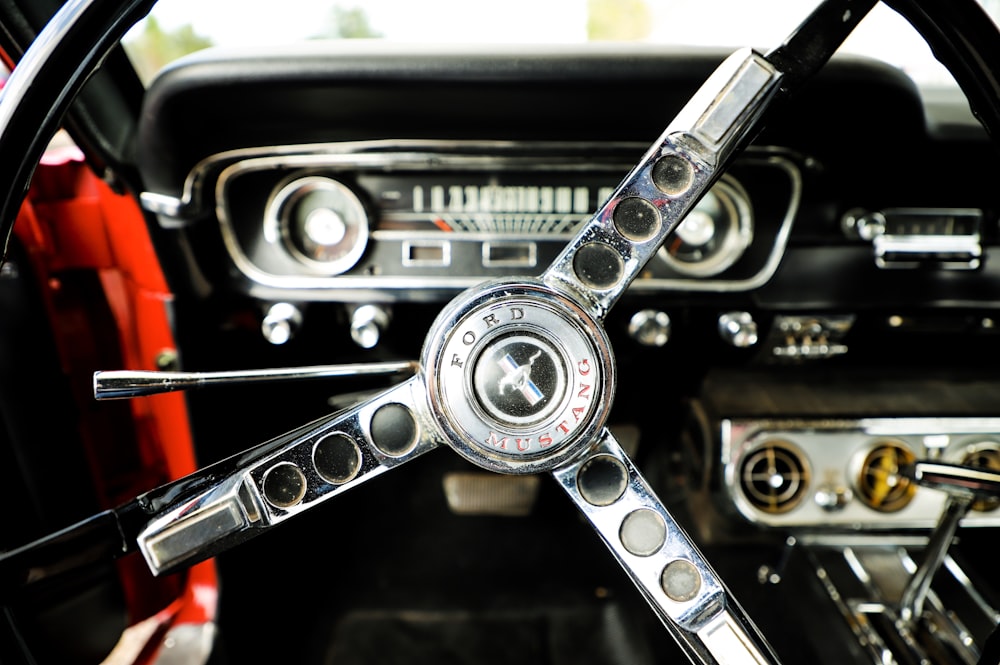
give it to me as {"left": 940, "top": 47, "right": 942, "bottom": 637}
{"left": 2, "top": 1, "right": 1000, "bottom": 664}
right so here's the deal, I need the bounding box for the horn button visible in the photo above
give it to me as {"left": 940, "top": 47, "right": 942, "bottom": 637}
{"left": 424, "top": 280, "right": 615, "bottom": 475}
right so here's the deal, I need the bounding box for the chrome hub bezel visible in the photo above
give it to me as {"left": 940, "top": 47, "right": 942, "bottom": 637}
{"left": 423, "top": 279, "right": 616, "bottom": 475}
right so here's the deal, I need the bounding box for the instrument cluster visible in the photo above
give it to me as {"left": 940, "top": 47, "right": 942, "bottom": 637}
{"left": 214, "top": 140, "right": 802, "bottom": 301}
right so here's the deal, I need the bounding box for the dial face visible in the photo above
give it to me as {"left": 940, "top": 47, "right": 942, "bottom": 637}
{"left": 657, "top": 176, "right": 753, "bottom": 277}
{"left": 370, "top": 172, "right": 617, "bottom": 237}
{"left": 267, "top": 176, "right": 370, "bottom": 274}
{"left": 856, "top": 441, "right": 917, "bottom": 513}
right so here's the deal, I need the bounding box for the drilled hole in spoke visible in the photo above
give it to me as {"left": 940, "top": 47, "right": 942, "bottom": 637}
{"left": 370, "top": 403, "right": 418, "bottom": 457}
{"left": 573, "top": 242, "right": 624, "bottom": 290}
{"left": 314, "top": 433, "right": 362, "bottom": 485}
{"left": 613, "top": 197, "right": 661, "bottom": 242}
{"left": 620, "top": 508, "right": 666, "bottom": 556}
{"left": 577, "top": 455, "right": 628, "bottom": 506}
{"left": 262, "top": 462, "right": 307, "bottom": 509}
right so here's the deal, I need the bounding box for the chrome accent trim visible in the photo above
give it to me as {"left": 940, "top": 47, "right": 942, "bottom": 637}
{"left": 94, "top": 361, "right": 418, "bottom": 399}
{"left": 646, "top": 153, "right": 800, "bottom": 293}
{"left": 898, "top": 495, "right": 972, "bottom": 624}
{"left": 875, "top": 233, "right": 982, "bottom": 269}
{"left": 804, "top": 543, "right": 992, "bottom": 665}
{"left": 909, "top": 460, "right": 1000, "bottom": 498}
{"left": 945, "top": 554, "right": 1000, "bottom": 624}
{"left": 144, "top": 139, "right": 643, "bottom": 219}
{"left": 862, "top": 207, "right": 984, "bottom": 270}
{"left": 137, "top": 377, "right": 441, "bottom": 575}
{"left": 0, "top": 0, "right": 93, "bottom": 134}
{"left": 722, "top": 418, "right": 1000, "bottom": 529}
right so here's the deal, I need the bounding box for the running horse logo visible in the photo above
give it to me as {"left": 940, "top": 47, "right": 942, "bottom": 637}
{"left": 497, "top": 351, "right": 544, "bottom": 406}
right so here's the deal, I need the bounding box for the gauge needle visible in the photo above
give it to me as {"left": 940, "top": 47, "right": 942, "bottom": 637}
{"left": 433, "top": 217, "right": 453, "bottom": 232}
{"left": 870, "top": 451, "right": 898, "bottom": 507}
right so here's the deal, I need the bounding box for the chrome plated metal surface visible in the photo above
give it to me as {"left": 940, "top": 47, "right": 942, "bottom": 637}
{"left": 867, "top": 207, "right": 984, "bottom": 270}
{"left": 722, "top": 418, "right": 1000, "bottom": 528}
{"left": 553, "top": 431, "right": 777, "bottom": 665}
{"left": 421, "top": 279, "right": 615, "bottom": 475}
{"left": 94, "top": 361, "right": 419, "bottom": 399}
{"left": 540, "top": 49, "right": 781, "bottom": 321}
{"left": 136, "top": 376, "right": 440, "bottom": 574}
{"left": 898, "top": 495, "right": 973, "bottom": 624}
{"left": 804, "top": 542, "right": 993, "bottom": 665}
{"left": 908, "top": 459, "right": 1000, "bottom": 498}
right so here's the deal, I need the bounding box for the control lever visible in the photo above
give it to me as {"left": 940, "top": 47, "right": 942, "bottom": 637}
{"left": 898, "top": 460, "right": 1000, "bottom": 624}
{"left": 93, "top": 361, "right": 419, "bottom": 400}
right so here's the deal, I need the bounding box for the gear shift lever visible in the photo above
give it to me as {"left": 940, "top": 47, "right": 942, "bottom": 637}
{"left": 898, "top": 460, "right": 1000, "bottom": 625}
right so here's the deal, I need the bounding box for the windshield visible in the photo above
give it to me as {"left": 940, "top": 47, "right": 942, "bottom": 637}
{"left": 123, "top": 0, "right": 985, "bottom": 88}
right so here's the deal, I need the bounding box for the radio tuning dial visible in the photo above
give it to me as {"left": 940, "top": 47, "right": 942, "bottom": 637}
{"left": 266, "top": 176, "right": 370, "bottom": 275}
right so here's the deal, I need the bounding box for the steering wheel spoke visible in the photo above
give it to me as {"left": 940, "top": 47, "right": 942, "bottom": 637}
{"left": 552, "top": 430, "right": 778, "bottom": 664}
{"left": 540, "top": 49, "right": 782, "bottom": 322}
{"left": 135, "top": 374, "right": 441, "bottom": 576}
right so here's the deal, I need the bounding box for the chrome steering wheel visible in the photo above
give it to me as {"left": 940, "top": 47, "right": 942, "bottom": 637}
{"left": 2, "top": 1, "right": 1000, "bottom": 664}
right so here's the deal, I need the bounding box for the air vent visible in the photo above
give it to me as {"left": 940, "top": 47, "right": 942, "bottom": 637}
{"left": 856, "top": 441, "right": 916, "bottom": 513}
{"left": 739, "top": 439, "right": 810, "bottom": 514}
{"left": 961, "top": 445, "right": 1000, "bottom": 512}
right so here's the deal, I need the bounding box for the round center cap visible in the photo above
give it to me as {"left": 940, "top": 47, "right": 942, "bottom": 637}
{"left": 423, "top": 282, "right": 617, "bottom": 475}
{"left": 473, "top": 332, "right": 566, "bottom": 427}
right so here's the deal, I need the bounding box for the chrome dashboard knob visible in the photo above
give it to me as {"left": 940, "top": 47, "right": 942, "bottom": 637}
{"left": 718, "top": 311, "right": 758, "bottom": 348}
{"left": 350, "top": 304, "right": 390, "bottom": 349}
{"left": 628, "top": 309, "right": 671, "bottom": 347}
{"left": 262, "top": 302, "right": 303, "bottom": 345}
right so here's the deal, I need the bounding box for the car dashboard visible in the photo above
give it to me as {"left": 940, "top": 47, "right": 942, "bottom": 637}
{"left": 129, "top": 43, "right": 1000, "bottom": 664}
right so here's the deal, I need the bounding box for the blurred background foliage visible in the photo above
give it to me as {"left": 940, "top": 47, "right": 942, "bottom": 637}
{"left": 123, "top": 0, "right": 650, "bottom": 84}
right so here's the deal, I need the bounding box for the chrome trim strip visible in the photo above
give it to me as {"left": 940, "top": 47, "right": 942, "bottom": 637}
{"left": 94, "top": 361, "right": 419, "bottom": 400}
{"left": 141, "top": 139, "right": 643, "bottom": 218}
{"left": 482, "top": 241, "right": 538, "bottom": 268}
